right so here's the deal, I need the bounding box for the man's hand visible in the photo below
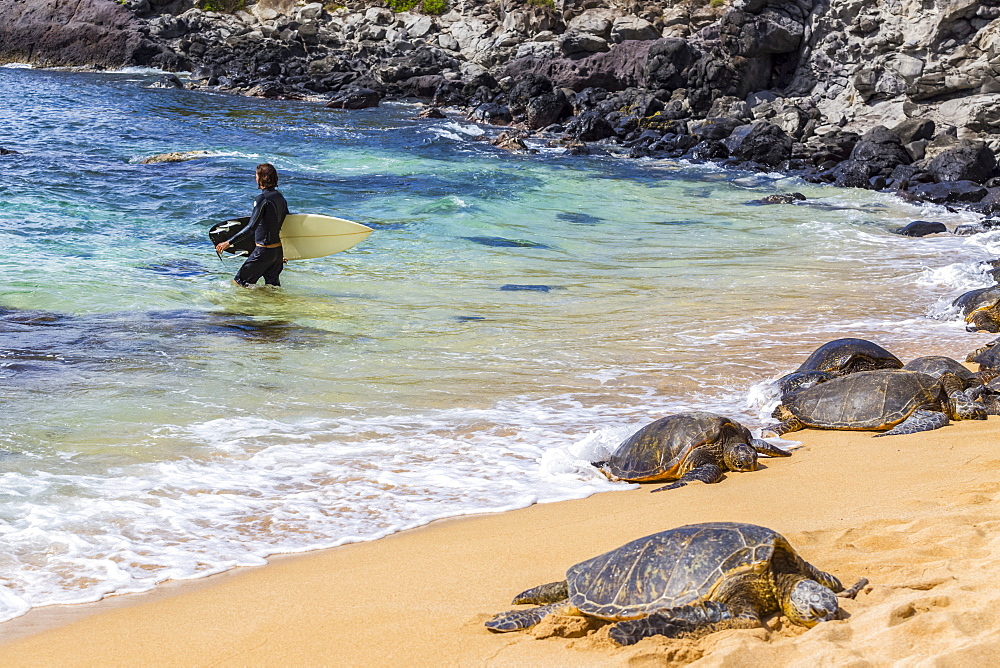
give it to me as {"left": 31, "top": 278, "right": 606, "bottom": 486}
{"left": 215, "top": 241, "right": 230, "bottom": 253}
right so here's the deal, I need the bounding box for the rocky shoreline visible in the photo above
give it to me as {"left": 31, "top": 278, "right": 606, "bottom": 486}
{"left": 6, "top": 0, "right": 1000, "bottom": 212}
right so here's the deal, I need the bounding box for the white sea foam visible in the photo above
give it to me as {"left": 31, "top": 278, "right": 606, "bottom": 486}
{"left": 746, "top": 378, "right": 783, "bottom": 419}
{"left": 0, "top": 400, "right": 654, "bottom": 624}
{"left": 427, "top": 121, "right": 485, "bottom": 142}
{"left": 962, "top": 229, "right": 1000, "bottom": 254}
{"left": 918, "top": 261, "right": 994, "bottom": 292}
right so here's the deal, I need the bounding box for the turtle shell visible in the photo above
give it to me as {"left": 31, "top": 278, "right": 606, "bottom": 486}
{"left": 604, "top": 412, "right": 752, "bottom": 482}
{"left": 953, "top": 286, "right": 1000, "bottom": 317}
{"left": 903, "top": 356, "right": 977, "bottom": 386}
{"left": 567, "top": 522, "right": 787, "bottom": 620}
{"left": 968, "top": 337, "right": 1000, "bottom": 369}
{"left": 779, "top": 369, "right": 943, "bottom": 430}
{"left": 777, "top": 370, "right": 836, "bottom": 397}
{"left": 795, "top": 338, "right": 902, "bottom": 375}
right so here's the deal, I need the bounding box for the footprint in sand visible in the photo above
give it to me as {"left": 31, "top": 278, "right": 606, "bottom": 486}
{"left": 888, "top": 596, "right": 952, "bottom": 627}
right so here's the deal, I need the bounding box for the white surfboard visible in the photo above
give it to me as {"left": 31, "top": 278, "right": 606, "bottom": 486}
{"left": 279, "top": 214, "right": 373, "bottom": 260}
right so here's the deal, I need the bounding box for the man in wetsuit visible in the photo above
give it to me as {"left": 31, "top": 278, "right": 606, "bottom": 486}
{"left": 215, "top": 163, "right": 289, "bottom": 288}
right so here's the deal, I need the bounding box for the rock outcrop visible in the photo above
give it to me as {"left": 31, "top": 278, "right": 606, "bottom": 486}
{"left": 0, "top": 0, "right": 176, "bottom": 68}
{"left": 9, "top": 0, "right": 1000, "bottom": 208}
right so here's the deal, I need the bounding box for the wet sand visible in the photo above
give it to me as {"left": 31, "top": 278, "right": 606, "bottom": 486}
{"left": 2, "top": 418, "right": 1000, "bottom": 666}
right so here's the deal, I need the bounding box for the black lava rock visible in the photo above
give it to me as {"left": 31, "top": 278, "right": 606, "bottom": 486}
{"left": 326, "top": 87, "right": 381, "bottom": 110}
{"left": 893, "top": 221, "right": 947, "bottom": 237}
{"left": 908, "top": 180, "right": 988, "bottom": 204}
{"left": 927, "top": 141, "right": 998, "bottom": 184}
{"left": 724, "top": 121, "right": 792, "bottom": 167}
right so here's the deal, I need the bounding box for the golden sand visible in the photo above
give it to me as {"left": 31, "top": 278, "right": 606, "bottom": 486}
{"left": 2, "top": 417, "right": 1000, "bottom": 666}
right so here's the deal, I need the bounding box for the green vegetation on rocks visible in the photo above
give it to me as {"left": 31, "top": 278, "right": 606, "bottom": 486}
{"left": 384, "top": 0, "right": 448, "bottom": 15}
{"left": 197, "top": 0, "right": 247, "bottom": 12}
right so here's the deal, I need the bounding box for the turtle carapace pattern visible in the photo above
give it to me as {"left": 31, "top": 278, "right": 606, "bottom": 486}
{"left": 954, "top": 286, "right": 1000, "bottom": 333}
{"left": 768, "top": 369, "right": 986, "bottom": 437}
{"left": 795, "top": 338, "right": 903, "bottom": 376}
{"left": 594, "top": 412, "right": 788, "bottom": 492}
{"left": 485, "top": 522, "right": 867, "bottom": 645}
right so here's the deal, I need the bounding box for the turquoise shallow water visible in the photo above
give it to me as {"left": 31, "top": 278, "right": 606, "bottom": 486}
{"left": 0, "top": 66, "right": 997, "bottom": 621}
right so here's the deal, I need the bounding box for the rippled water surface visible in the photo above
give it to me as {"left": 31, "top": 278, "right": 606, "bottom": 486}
{"left": 1, "top": 66, "right": 997, "bottom": 622}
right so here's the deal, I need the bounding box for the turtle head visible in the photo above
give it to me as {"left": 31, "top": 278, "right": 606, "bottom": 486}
{"left": 968, "top": 309, "right": 1000, "bottom": 333}
{"left": 771, "top": 403, "right": 795, "bottom": 421}
{"left": 948, "top": 394, "right": 987, "bottom": 421}
{"left": 723, "top": 442, "right": 758, "bottom": 472}
{"left": 785, "top": 578, "right": 839, "bottom": 628}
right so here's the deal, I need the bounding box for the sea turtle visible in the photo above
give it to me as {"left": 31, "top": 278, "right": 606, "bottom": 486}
{"left": 794, "top": 338, "right": 903, "bottom": 376}
{"left": 968, "top": 336, "right": 1000, "bottom": 370}
{"left": 776, "top": 369, "right": 836, "bottom": 398}
{"left": 903, "top": 355, "right": 981, "bottom": 390}
{"left": 953, "top": 286, "right": 1000, "bottom": 333}
{"left": 485, "top": 522, "right": 867, "bottom": 645}
{"left": 767, "top": 369, "right": 986, "bottom": 437}
{"left": 593, "top": 412, "right": 789, "bottom": 492}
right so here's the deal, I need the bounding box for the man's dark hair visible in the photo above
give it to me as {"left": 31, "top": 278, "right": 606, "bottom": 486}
{"left": 256, "top": 163, "right": 278, "bottom": 188}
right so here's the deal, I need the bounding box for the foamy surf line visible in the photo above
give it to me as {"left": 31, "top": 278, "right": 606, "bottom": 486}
{"left": 2, "top": 396, "right": 724, "bottom": 625}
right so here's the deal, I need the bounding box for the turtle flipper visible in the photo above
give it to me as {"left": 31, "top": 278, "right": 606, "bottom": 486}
{"left": 608, "top": 601, "right": 758, "bottom": 645}
{"left": 762, "top": 417, "right": 804, "bottom": 437}
{"left": 512, "top": 580, "right": 569, "bottom": 605}
{"left": 939, "top": 373, "right": 988, "bottom": 420}
{"left": 485, "top": 600, "right": 574, "bottom": 633}
{"left": 947, "top": 393, "right": 988, "bottom": 421}
{"left": 875, "top": 409, "right": 948, "bottom": 436}
{"left": 651, "top": 463, "right": 724, "bottom": 492}
{"left": 751, "top": 438, "right": 790, "bottom": 458}
{"left": 837, "top": 577, "right": 869, "bottom": 599}
{"left": 980, "top": 396, "right": 1000, "bottom": 415}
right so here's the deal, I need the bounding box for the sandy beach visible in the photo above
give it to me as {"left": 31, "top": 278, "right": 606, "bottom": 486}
{"left": 2, "top": 412, "right": 1000, "bottom": 666}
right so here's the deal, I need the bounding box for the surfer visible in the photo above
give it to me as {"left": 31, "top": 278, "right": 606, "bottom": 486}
{"left": 215, "top": 163, "right": 289, "bottom": 288}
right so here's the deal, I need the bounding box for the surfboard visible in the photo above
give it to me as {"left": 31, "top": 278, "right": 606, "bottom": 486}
{"left": 209, "top": 214, "right": 373, "bottom": 261}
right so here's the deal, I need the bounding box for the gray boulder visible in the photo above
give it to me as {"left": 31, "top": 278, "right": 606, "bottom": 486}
{"left": 610, "top": 17, "right": 660, "bottom": 43}
{"left": 927, "top": 141, "right": 998, "bottom": 184}
{"left": 849, "top": 126, "right": 911, "bottom": 172}
{"left": 645, "top": 39, "right": 695, "bottom": 91}
{"left": 893, "top": 221, "right": 947, "bottom": 237}
{"left": 892, "top": 118, "right": 935, "bottom": 145}
{"left": 470, "top": 103, "right": 512, "bottom": 125}
{"left": 688, "top": 117, "right": 744, "bottom": 141}
{"left": 566, "top": 9, "right": 614, "bottom": 39}
{"left": 567, "top": 110, "right": 615, "bottom": 141}
{"left": 724, "top": 121, "right": 792, "bottom": 167}
{"left": 720, "top": 8, "right": 804, "bottom": 57}
{"left": 326, "top": 88, "right": 381, "bottom": 110}
{"left": 826, "top": 160, "right": 879, "bottom": 188}
{"left": 909, "top": 180, "right": 988, "bottom": 204}
{"left": 526, "top": 89, "right": 569, "bottom": 129}
{"left": 561, "top": 32, "right": 611, "bottom": 57}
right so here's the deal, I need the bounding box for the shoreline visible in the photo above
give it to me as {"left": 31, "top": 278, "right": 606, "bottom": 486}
{"left": 3, "top": 418, "right": 1000, "bottom": 665}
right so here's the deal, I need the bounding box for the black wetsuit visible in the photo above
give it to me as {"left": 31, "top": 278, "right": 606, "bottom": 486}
{"left": 227, "top": 187, "right": 289, "bottom": 287}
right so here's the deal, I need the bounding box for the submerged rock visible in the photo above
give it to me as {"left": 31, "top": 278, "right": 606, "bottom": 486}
{"left": 138, "top": 150, "right": 212, "bottom": 164}
{"left": 746, "top": 193, "right": 806, "bottom": 205}
{"left": 893, "top": 221, "right": 947, "bottom": 237}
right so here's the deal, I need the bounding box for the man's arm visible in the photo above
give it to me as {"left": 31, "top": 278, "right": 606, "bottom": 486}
{"left": 216, "top": 199, "right": 268, "bottom": 252}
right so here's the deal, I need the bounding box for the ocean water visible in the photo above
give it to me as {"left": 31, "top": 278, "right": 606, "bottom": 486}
{"left": 0, "top": 65, "right": 996, "bottom": 623}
